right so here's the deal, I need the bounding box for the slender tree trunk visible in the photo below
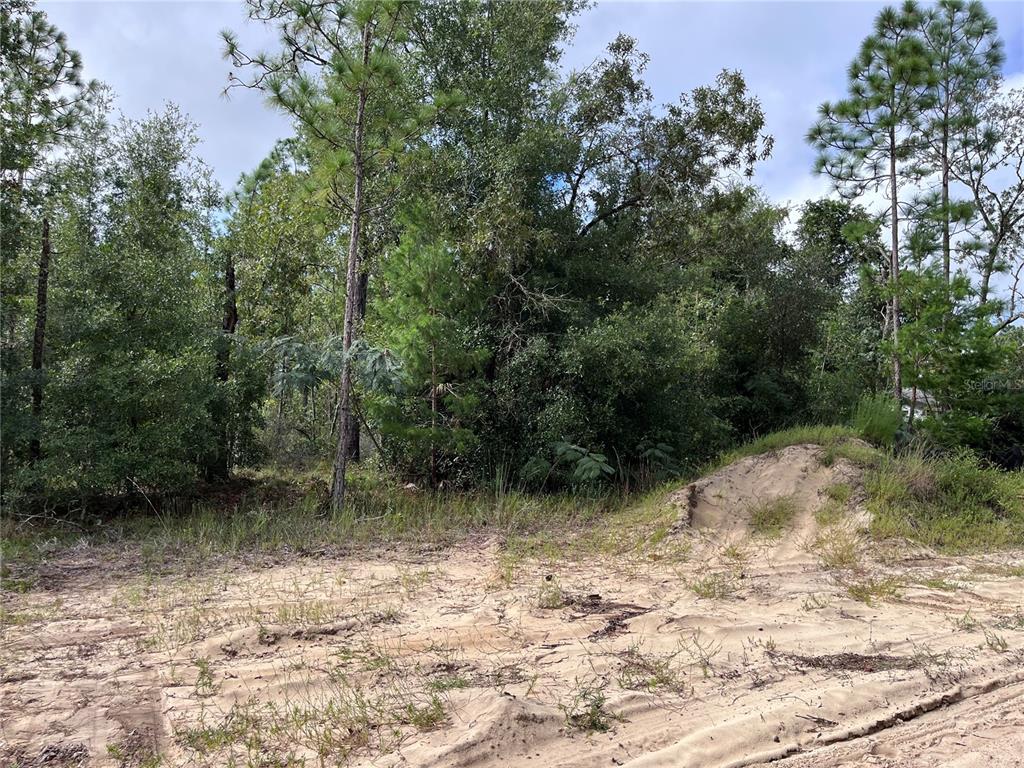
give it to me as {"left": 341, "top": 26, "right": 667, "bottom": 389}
{"left": 29, "top": 217, "right": 51, "bottom": 464}
{"left": 330, "top": 26, "right": 372, "bottom": 513}
{"left": 979, "top": 240, "right": 998, "bottom": 304}
{"left": 430, "top": 341, "right": 438, "bottom": 489}
{"left": 888, "top": 130, "right": 902, "bottom": 402}
{"left": 941, "top": 128, "right": 951, "bottom": 285}
{"left": 344, "top": 268, "right": 369, "bottom": 462}
{"left": 211, "top": 250, "right": 238, "bottom": 479}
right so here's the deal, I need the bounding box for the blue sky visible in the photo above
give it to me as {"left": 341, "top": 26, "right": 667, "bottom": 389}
{"left": 41, "top": 1, "right": 1024, "bottom": 207}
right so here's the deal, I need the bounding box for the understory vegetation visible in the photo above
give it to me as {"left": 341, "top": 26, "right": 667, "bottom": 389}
{"left": 1, "top": 0, "right": 1021, "bottom": 554}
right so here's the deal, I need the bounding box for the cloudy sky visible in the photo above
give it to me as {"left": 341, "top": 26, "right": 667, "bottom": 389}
{"left": 41, "top": 1, "right": 1024, "bottom": 207}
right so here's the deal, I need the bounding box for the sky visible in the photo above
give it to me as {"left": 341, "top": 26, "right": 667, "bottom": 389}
{"left": 39, "top": 0, "right": 1024, "bottom": 208}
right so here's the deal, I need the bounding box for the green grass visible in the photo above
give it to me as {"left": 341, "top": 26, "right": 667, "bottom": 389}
{"left": 4, "top": 425, "right": 1021, "bottom": 580}
{"left": 1, "top": 469, "right": 623, "bottom": 575}
{"left": 750, "top": 496, "right": 798, "bottom": 538}
{"left": 825, "top": 483, "right": 853, "bottom": 504}
{"left": 847, "top": 576, "right": 902, "bottom": 604}
{"left": 715, "top": 425, "right": 859, "bottom": 467}
{"left": 866, "top": 450, "right": 1024, "bottom": 552}
{"left": 852, "top": 393, "right": 903, "bottom": 447}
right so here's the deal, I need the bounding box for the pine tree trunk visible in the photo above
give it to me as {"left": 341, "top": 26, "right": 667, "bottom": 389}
{"left": 430, "top": 341, "right": 438, "bottom": 489}
{"left": 29, "top": 217, "right": 50, "bottom": 464}
{"left": 888, "top": 130, "right": 902, "bottom": 402}
{"left": 211, "top": 250, "right": 238, "bottom": 480}
{"left": 344, "top": 269, "right": 369, "bottom": 463}
{"left": 330, "top": 26, "right": 372, "bottom": 514}
{"left": 941, "top": 126, "right": 950, "bottom": 285}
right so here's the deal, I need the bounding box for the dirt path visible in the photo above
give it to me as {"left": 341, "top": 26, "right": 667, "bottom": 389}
{"left": 2, "top": 446, "right": 1023, "bottom": 767}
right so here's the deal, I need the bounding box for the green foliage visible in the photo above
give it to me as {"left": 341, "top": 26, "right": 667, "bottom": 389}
{"left": 553, "top": 442, "right": 615, "bottom": 484}
{"left": 3, "top": 0, "right": 1021, "bottom": 518}
{"left": 6, "top": 100, "right": 224, "bottom": 503}
{"left": 852, "top": 393, "right": 904, "bottom": 447}
{"left": 867, "top": 449, "right": 1024, "bottom": 551}
{"left": 749, "top": 496, "right": 798, "bottom": 538}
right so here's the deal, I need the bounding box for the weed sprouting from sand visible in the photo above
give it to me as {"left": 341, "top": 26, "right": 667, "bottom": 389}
{"left": 750, "top": 496, "right": 798, "bottom": 538}
{"left": 193, "top": 657, "right": 217, "bottom": 698}
{"left": 918, "top": 576, "right": 962, "bottom": 592}
{"left": 617, "top": 641, "right": 688, "bottom": 694}
{"left": 560, "top": 678, "right": 616, "bottom": 732}
{"left": 719, "top": 542, "right": 748, "bottom": 564}
{"left": 427, "top": 674, "right": 470, "bottom": 693}
{"left": 690, "top": 570, "right": 737, "bottom": 600}
{"left": 536, "top": 574, "right": 566, "bottom": 609}
{"left": 846, "top": 576, "right": 902, "bottom": 605}
{"left": 811, "top": 527, "right": 862, "bottom": 570}
{"left": 950, "top": 610, "right": 978, "bottom": 632}
{"left": 984, "top": 629, "right": 1009, "bottom": 653}
{"left": 397, "top": 695, "right": 447, "bottom": 729}
{"left": 680, "top": 628, "right": 723, "bottom": 678}
{"left": 814, "top": 500, "right": 844, "bottom": 527}
{"left": 491, "top": 550, "right": 521, "bottom": 588}
{"left": 825, "top": 483, "right": 854, "bottom": 504}
{"left": 177, "top": 664, "right": 448, "bottom": 765}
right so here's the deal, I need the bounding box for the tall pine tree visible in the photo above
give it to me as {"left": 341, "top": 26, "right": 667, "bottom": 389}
{"left": 808, "top": 0, "right": 934, "bottom": 400}
{"left": 918, "top": 0, "right": 1003, "bottom": 285}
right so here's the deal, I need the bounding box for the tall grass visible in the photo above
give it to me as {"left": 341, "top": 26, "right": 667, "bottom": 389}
{"left": 866, "top": 449, "right": 1024, "bottom": 552}
{"left": 1, "top": 469, "right": 622, "bottom": 572}
{"left": 852, "top": 393, "right": 903, "bottom": 447}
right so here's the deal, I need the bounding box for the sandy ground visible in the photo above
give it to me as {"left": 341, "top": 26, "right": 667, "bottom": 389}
{"left": 2, "top": 444, "right": 1023, "bottom": 767}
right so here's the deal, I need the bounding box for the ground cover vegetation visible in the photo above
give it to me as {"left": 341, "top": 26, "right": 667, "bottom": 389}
{"left": 1, "top": 0, "right": 1021, "bottom": 545}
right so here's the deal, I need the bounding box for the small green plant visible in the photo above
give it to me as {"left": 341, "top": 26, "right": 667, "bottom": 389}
{"left": 690, "top": 570, "right": 736, "bottom": 600}
{"left": 814, "top": 500, "right": 843, "bottom": 527}
{"left": 949, "top": 609, "right": 977, "bottom": 632}
{"left": 852, "top": 393, "right": 903, "bottom": 447}
{"left": 983, "top": 629, "right": 1009, "bottom": 653}
{"left": 193, "top": 657, "right": 216, "bottom": 697}
{"left": 750, "top": 496, "right": 798, "bottom": 538}
{"left": 812, "top": 528, "right": 861, "bottom": 570}
{"left": 919, "top": 576, "right": 961, "bottom": 592}
{"left": 427, "top": 674, "right": 469, "bottom": 693}
{"left": 847, "top": 576, "right": 902, "bottom": 605}
{"left": 398, "top": 695, "right": 446, "bottom": 730}
{"left": 680, "top": 628, "right": 722, "bottom": 678}
{"left": 561, "top": 680, "right": 615, "bottom": 732}
{"left": 536, "top": 574, "right": 565, "bottom": 609}
{"left": 617, "top": 643, "right": 687, "bottom": 693}
{"left": 719, "top": 542, "right": 748, "bottom": 564}
{"left": 825, "top": 483, "right": 853, "bottom": 504}
{"left": 553, "top": 441, "right": 615, "bottom": 484}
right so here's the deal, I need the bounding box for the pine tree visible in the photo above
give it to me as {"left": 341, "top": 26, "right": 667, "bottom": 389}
{"left": 374, "top": 203, "right": 486, "bottom": 487}
{"left": 808, "top": 1, "right": 934, "bottom": 400}
{"left": 917, "top": 0, "right": 1003, "bottom": 285}
{"left": 1, "top": 0, "right": 96, "bottom": 471}
{"left": 224, "top": 0, "right": 454, "bottom": 511}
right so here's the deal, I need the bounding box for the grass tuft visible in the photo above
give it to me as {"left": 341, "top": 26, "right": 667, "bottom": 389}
{"left": 750, "top": 496, "right": 798, "bottom": 538}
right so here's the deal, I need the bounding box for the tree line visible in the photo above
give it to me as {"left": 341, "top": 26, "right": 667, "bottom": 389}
{"left": 2, "top": 0, "right": 1021, "bottom": 515}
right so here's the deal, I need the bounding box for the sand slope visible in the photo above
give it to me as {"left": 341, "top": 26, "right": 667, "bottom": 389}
{"left": 2, "top": 444, "right": 1023, "bottom": 767}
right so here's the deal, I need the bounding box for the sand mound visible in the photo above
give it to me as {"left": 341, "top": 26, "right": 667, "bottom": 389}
{"left": 667, "top": 442, "right": 860, "bottom": 544}
{"left": 3, "top": 444, "right": 1023, "bottom": 768}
